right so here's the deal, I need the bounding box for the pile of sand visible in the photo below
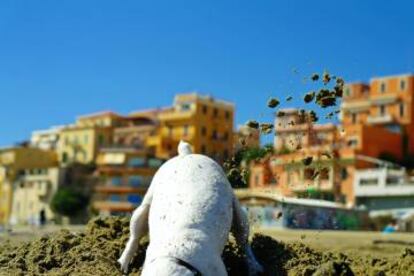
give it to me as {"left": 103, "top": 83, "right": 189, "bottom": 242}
{"left": 1, "top": 217, "right": 413, "bottom": 275}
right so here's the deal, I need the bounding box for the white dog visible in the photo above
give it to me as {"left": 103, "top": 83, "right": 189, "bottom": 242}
{"left": 118, "top": 141, "right": 263, "bottom": 276}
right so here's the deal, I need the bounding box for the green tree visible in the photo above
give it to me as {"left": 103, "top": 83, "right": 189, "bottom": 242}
{"left": 51, "top": 187, "right": 89, "bottom": 217}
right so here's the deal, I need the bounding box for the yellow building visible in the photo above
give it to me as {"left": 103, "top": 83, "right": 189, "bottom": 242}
{"left": 145, "top": 93, "right": 234, "bottom": 162}
{"left": 57, "top": 111, "right": 123, "bottom": 165}
{"left": 0, "top": 147, "right": 57, "bottom": 225}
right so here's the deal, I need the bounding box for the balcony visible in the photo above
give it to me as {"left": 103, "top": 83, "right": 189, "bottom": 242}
{"left": 158, "top": 110, "right": 194, "bottom": 121}
{"left": 354, "top": 168, "right": 414, "bottom": 197}
{"left": 341, "top": 100, "right": 370, "bottom": 112}
{"left": 93, "top": 201, "right": 136, "bottom": 212}
{"left": 367, "top": 114, "right": 393, "bottom": 124}
{"left": 95, "top": 185, "right": 147, "bottom": 194}
{"left": 371, "top": 94, "right": 398, "bottom": 105}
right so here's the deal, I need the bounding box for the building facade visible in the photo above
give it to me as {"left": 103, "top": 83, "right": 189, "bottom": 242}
{"left": 342, "top": 74, "right": 414, "bottom": 162}
{"left": 249, "top": 73, "right": 414, "bottom": 207}
{"left": 353, "top": 168, "right": 414, "bottom": 213}
{"left": 146, "top": 93, "right": 234, "bottom": 162}
{"left": 0, "top": 147, "right": 57, "bottom": 225}
{"left": 92, "top": 147, "right": 163, "bottom": 215}
{"left": 10, "top": 167, "right": 65, "bottom": 225}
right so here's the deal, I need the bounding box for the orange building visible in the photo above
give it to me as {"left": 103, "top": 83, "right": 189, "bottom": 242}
{"left": 342, "top": 74, "right": 414, "bottom": 161}
{"left": 250, "top": 108, "right": 352, "bottom": 202}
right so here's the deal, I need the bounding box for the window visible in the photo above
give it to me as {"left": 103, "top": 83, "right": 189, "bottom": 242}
{"left": 379, "top": 105, "right": 386, "bottom": 116}
{"left": 386, "top": 177, "right": 399, "bottom": 186}
{"left": 180, "top": 103, "right": 192, "bottom": 111}
{"left": 201, "top": 126, "right": 207, "bottom": 136}
{"left": 319, "top": 168, "right": 329, "bottom": 180}
{"left": 213, "top": 108, "right": 218, "bottom": 118}
{"left": 202, "top": 105, "right": 208, "bottom": 114}
{"left": 225, "top": 111, "right": 230, "bottom": 119}
{"left": 400, "top": 103, "right": 405, "bottom": 117}
{"left": 380, "top": 82, "right": 386, "bottom": 93}
{"left": 98, "top": 134, "right": 105, "bottom": 146}
{"left": 348, "top": 138, "right": 358, "bottom": 147}
{"left": 345, "top": 88, "right": 351, "bottom": 97}
{"left": 168, "top": 126, "right": 173, "bottom": 137}
{"left": 109, "top": 194, "right": 121, "bottom": 202}
{"left": 127, "top": 194, "right": 142, "bottom": 204}
{"left": 400, "top": 79, "right": 406, "bottom": 90}
{"left": 255, "top": 174, "right": 259, "bottom": 186}
{"left": 201, "top": 145, "right": 206, "bottom": 154}
{"left": 183, "top": 125, "right": 189, "bottom": 136}
{"left": 128, "top": 157, "right": 146, "bottom": 168}
{"left": 62, "top": 152, "right": 68, "bottom": 163}
{"left": 351, "top": 113, "right": 357, "bottom": 124}
{"left": 111, "top": 177, "right": 122, "bottom": 186}
{"left": 360, "top": 178, "right": 378, "bottom": 186}
{"left": 84, "top": 134, "right": 89, "bottom": 144}
{"left": 341, "top": 168, "right": 348, "bottom": 180}
{"left": 128, "top": 176, "right": 143, "bottom": 187}
{"left": 223, "top": 132, "right": 229, "bottom": 141}
{"left": 304, "top": 168, "right": 315, "bottom": 180}
{"left": 148, "top": 158, "right": 163, "bottom": 168}
{"left": 212, "top": 130, "right": 218, "bottom": 140}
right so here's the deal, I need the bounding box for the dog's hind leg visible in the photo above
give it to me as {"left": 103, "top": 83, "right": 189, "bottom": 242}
{"left": 118, "top": 184, "right": 154, "bottom": 273}
{"left": 231, "top": 195, "right": 263, "bottom": 276}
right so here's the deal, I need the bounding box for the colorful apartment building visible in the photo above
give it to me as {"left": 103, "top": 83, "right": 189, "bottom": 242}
{"left": 0, "top": 147, "right": 57, "bottom": 225}
{"left": 92, "top": 147, "right": 163, "bottom": 215}
{"left": 250, "top": 108, "right": 355, "bottom": 203}
{"left": 145, "top": 93, "right": 234, "bottom": 162}
{"left": 249, "top": 73, "right": 414, "bottom": 207}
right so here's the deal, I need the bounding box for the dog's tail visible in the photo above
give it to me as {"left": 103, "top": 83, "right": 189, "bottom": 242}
{"left": 178, "top": 140, "right": 192, "bottom": 156}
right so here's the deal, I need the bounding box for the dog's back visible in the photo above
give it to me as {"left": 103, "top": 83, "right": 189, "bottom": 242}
{"left": 145, "top": 143, "right": 233, "bottom": 275}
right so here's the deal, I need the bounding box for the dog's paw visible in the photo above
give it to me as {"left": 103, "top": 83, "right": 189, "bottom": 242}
{"left": 117, "top": 255, "right": 130, "bottom": 274}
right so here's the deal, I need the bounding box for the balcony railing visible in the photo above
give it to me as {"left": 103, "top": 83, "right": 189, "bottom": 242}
{"left": 367, "top": 114, "right": 393, "bottom": 124}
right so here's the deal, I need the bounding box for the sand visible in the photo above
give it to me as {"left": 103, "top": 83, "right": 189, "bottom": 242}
{"left": 1, "top": 217, "right": 413, "bottom": 276}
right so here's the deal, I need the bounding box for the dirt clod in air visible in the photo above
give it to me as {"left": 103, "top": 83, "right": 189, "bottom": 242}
{"left": 267, "top": 98, "right": 280, "bottom": 108}
{"left": 286, "top": 96, "right": 293, "bottom": 101}
{"left": 246, "top": 120, "right": 259, "bottom": 129}
{"left": 302, "top": 156, "right": 313, "bottom": 166}
{"left": 304, "top": 91, "right": 316, "bottom": 103}
{"left": 260, "top": 123, "right": 274, "bottom": 135}
{"left": 277, "top": 111, "right": 286, "bottom": 117}
{"left": 311, "top": 73, "right": 319, "bottom": 81}
{"left": 322, "top": 70, "right": 331, "bottom": 85}
{"left": 309, "top": 110, "right": 318, "bottom": 122}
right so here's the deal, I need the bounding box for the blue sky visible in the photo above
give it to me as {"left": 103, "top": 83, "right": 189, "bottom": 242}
{"left": 1, "top": 0, "right": 413, "bottom": 146}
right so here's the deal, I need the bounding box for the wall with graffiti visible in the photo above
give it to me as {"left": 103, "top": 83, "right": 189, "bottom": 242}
{"left": 244, "top": 203, "right": 368, "bottom": 230}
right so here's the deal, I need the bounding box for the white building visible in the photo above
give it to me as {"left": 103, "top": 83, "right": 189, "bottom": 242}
{"left": 10, "top": 167, "right": 65, "bottom": 225}
{"left": 354, "top": 168, "right": 414, "bottom": 217}
{"left": 30, "top": 125, "right": 64, "bottom": 150}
